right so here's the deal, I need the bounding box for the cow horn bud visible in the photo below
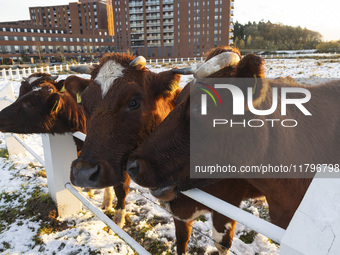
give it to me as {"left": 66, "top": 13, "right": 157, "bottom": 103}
{"left": 129, "top": 56, "right": 146, "bottom": 69}
{"left": 171, "top": 63, "right": 202, "bottom": 75}
{"left": 195, "top": 52, "right": 241, "bottom": 78}
{"left": 50, "top": 75, "right": 58, "bottom": 81}
{"left": 70, "top": 65, "right": 95, "bottom": 74}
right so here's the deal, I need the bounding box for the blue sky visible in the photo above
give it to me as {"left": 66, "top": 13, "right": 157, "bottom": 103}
{"left": 0, "top": 0, "right": 339, "bottom": 41}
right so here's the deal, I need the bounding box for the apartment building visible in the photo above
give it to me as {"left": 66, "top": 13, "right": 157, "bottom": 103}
{"left": 113, "top": 0, "right": 234, "bottom": 58}
{"left": 0, "top": 0, "right": 115, "bottom": 62}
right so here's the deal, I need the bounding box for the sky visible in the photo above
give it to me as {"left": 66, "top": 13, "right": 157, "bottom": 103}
{"left": 0, "top": 0, "right": 339, "bottom": 41}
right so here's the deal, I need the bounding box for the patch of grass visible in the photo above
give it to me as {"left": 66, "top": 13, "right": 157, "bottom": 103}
{"left": 35, "top": 169, "right": 47, "bottom": 178}
{"left": 0, "top": 241, "right": 11, "bottom": 252}
{"left": 188, "top": 245, "right": 206, "bottom": 255}
{"left": 0, "top": 148, "right": 9, "bottom": 158}
{"left": 240, "top": 230, "right": 257, "bottom": 244}
{"left": 124, "top": 217, "right": 174, "bottom": 255}
{"left": 196, "top": 215, "right": 207, "bottom": 222}
{"left": 0, "top": 184, "right": 70, "bottom": 248}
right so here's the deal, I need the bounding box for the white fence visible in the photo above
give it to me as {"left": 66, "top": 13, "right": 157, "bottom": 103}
{"left": 1, "top": 52, "right": 339, "bottom": 81}
{"left": 1, "top": 82, "right": 340, "bottom": 254}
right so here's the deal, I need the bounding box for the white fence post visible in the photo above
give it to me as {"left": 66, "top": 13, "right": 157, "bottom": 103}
{"left": 40, "top": 66, "right": 44, "bottom": 73}
{"left": 0, "top": 84, "right": 26, "bottom": 156}
{"left": 15, "top": 69, "right": 20, "bottom": 79}
{"left": 42, "top": 134, "right": 82, "bottom": 217}
{"left": 34, "top": 67, "right": 37, "bottom": 73}
{"left": 53, "top": 65, "right": 57, "bottom": 73}
{"left": 156, "top": 59, "right": 158, "bottom": 64}
{"left": 46, "top": 66, "right": 50, "bottom": 74}
{"left": 60, "top": 65, "right": 63, "bottom": 72}
{"left": 66, "top": 64, "right": 69, "bottom": 71}
{"left": 280, "top": 171, "right": 340, "bottom": 254}
{"left": 22, "top": 68, "right": 26, "bottom": 78}
{"left": 162, "top": 59, "right": 165, "bottom": 63}
{"left": 2, "top": 69, "right": 7, "bottom": 81}
{"left": 9, "top": 68, "right": 13, "bottom": 80}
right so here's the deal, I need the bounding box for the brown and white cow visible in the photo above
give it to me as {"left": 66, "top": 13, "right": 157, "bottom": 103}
{"left": 0, "top": 73, "right": 114, "bottom": 210}
{"left": 70, "top": 48, "right": 264, "bottom": 254}
{"left": 70, "top": 52, "right": 181, "bottom": 227}
{"left": 127, "top": 51, "right": 340, "bottom": 241}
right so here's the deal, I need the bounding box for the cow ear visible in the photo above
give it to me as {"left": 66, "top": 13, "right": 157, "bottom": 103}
{"left": 152, "top": 70, "right": 181, "bottom": 97}
{"left": 46, "top": 93, "right": 62, "bottom": 113}
{"left": 234, "top": 54, "right": 268, "bottom": 107}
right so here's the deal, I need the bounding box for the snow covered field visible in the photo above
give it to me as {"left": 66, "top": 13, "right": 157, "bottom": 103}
{"left": 0, "top": 57, "right": 339, "bottom": 255}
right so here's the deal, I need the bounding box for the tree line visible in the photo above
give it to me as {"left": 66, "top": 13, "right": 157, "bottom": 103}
{"left": 232, "top": 21, "right": 334, "bottom": 51}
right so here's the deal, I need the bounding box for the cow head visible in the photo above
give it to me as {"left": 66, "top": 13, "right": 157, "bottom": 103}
{"left": 70, "top": 52, "right": 181, "bottom": 188}
{"left": 0, "top": 79, "right": 86, "bottom": 134}
{"left": 19, "top": 73, "right": 58, "bottom": 98}
{"left": 127, "top": 48, "right": 268, "bottom": 201}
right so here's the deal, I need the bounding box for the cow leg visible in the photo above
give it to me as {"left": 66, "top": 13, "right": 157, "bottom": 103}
{"left": 174, "top": 218, "right": 192, "bottom": 255}
{"left": 211, "top": 212, "right": 236, "bottom": 255}
{"left": 113, "top": 173, "right": 130, "bottom": 228}
{"left": 101, "top": 186, "right": 114, "bottom": 210}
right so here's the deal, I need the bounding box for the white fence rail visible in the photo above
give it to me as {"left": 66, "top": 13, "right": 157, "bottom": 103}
{"left": 1, "top": 52, "right": 339, "bottom": 81}
{"left": 1, "top": 81, "right": 340, "bottom": 254}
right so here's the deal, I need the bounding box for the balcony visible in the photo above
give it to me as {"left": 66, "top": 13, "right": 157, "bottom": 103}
{"left": 129, "top": 2, "right": 143, "bottom": 7}
{"left": 163, "top": 7, "right": 173, "bottom": 11}
{"left": 146, "top": 15, "right": 160, "bottom": 20}
{"left": 130, "top": 22, "right": 144, "bottom": 28}
{"left": 147, "top": 36, "right": 161, "bottom": 40}
{"left": 146, "top": 29, "right": 160, "bottom": 33}
{"left": 163, "top": 35, "right": 173, "bottom": 40}
{"left": 146, "top": 22, "right": 160, "bottom": 26}
{"left": 130, "top": 16, "right": 144, "bottom": 21}
{"left": 146, "top": 8, "right": 160, "bottom": 13}
{"left": 129, "top": 9, "right": 143, "bottom": 14}
{"left": 131, "top": 37, "right": 144, "bottom": 41}
{"left": 145, "top": 1, "right": 160, "bottom": 6}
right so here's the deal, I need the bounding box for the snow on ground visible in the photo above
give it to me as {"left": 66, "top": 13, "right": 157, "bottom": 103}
{"left": 0, "top": 57, "right": 339, "bottom": 254}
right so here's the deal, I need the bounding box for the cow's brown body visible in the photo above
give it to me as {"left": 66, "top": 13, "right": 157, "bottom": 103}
{"left": 70, "top": 49, "right": 266, "bottom": 254}
{"left": 128, "top": 52, "right": 340, "bottom": 241}
{"left": 70, "top": 52, "right": 181, "bottom": 227}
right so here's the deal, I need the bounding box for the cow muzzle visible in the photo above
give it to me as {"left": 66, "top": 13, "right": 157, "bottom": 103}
{"left": 71, "top": 160, "right": 103, "bottom": 188}
{"left": 127, "top": 158, "right": 177, "bottom": 201}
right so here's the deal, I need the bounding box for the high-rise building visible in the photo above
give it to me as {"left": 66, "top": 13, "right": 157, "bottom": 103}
{"left": 112, "top": 0, "right": 234, "bottom": 58}
{"left": 0, "top": 0, "right": 116, "bottom": 62}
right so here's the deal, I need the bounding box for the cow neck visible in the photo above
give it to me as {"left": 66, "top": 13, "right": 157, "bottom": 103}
{"left": 57, "top": 93, "right": 86, "bottom": 134}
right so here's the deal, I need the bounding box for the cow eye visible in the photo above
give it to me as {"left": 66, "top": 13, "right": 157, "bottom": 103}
{"left": 127, "top": 98, "right": 140, "bottom": 111}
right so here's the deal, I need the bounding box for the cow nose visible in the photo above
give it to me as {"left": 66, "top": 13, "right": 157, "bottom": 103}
{"left": 127, "top": 160, "right": 140, "bottom": 181}
{"left": 71, "top": 161, "right": 102, "bottom": 188}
